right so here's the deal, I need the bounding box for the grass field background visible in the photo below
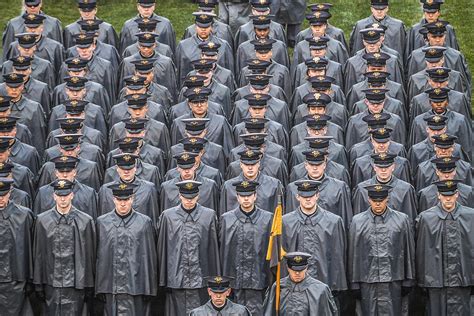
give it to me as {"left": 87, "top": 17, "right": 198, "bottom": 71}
{"left": 0, "top": 0, "right": 472, "bottom": 110}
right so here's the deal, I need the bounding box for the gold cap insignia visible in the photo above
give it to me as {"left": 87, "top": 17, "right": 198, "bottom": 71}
{"left": 119, "top": 183, "right": 127, "bottom": 190}
{"left": 439, "top": 133, "right": 449, "bottom": 140}
{"left": 143, "top": 33, "right": 152, "bottom": 39}
{"left": 214, "top": 276, "right": 222, "bottom": 283}
{"left": 373, "top": 72, "right": 381, "bottom": 77}
{"left": 294, "top": 256, "right": 303, "bottom": 263}
{"left": 181, "top": 153, "right": 190, "bottom": 161}
{"left": 302, "top": 182, "right": 310, "bottom": 189}
{"left": 374, "top": 185, "right": 383, "bottom": 192}
{"left": 373, "top": 113, "right": 381, "bottom": 120}
{"left": 443, "top": 157, "right": 451, "bottom": 162}
{"left": 58, "top": 180, "right": 66, "bottom": 189}
{"left": 208, "top": 42, "right": 215, "bottom": 48}
{"left": 379, "top": 153, "right": 387, "bottom": 159}
{"left": 368, "top": 30, "right": 376, "bottom": 36}
{"left": 241, "top": 181, "right": 249, "bottom": 188}
{"left": 314, "top": 93, "right": 321, "bottom": 99}
{"left": 433, "top": 115, "right": 441, "bottom": 122}
{"left": 373, "top": 53, "right": 381, "bottom": 59}
{"left": 60, "top": 156, "right": 68, "bottom": 162}
{"left": 185, "top": 182, "right": 194, "bottom": 189}
{"left": 436, "top": 69, "right": 445, "bottom": 75}
{"left": 446, "top": 180, "right": 453, "bottom": 188}
{"left": 193, "top": 87, "right": 202, "bottom": 94}
{"left": 123, "top": 155, "right": 132, "bottom": 162}
{"left": 311, "top": 150, "right": 320, "bottom": 157}
{"left": 189, "top": 138, "right": 198, "bottom": 144}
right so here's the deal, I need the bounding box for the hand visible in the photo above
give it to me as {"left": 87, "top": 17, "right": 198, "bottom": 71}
{"left": 401, "top": 286, "right": 412, "bottom": 297}
{"left": 36, "top": 290, "right": 45, "bottom": 301}
{"left": 352, "top": 289, "right": 362, "bottom": 300}
{"left": 95, "top": 293, "right": 106, "bottom": 303}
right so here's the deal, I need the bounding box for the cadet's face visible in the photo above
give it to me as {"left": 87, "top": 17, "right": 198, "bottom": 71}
{"left": 426, "top": 59, "right": 444, "bottom": 69}
{"left": 288, "top": 267, "right": 307, "bottom": 283}
{"left": 129, "top": 106, "right": 148, "bottom": 119}
{"left": 18, "top": 45, "right": 36, "bottom": 57}
{"left": 195, "top": 25, "right": 212, "bottom": 39}
{"left": 113, "top": 196, "right": 134, "bottom": 215}
{"left": 13, "top": 67, "right": 32, "bottom": 80}
{"left": 374, "top": 163, "right": 394, "bottom": 181}
{"left": 117, "top": 165, "right": 137, "bottom": 182}
{"left": 434, "top": 145, "right": 454, "bottom": 158}
{"left": 126, "top": 87, "right": 147, "bottom": 95}
{"left": 307, "top": 68, "right": 325, "bottom": 78}
{"left": 308, "top": 106, "right": 325, "bottom": 115}
{"left": 304, "top": 161, "right": 326, "bottom": 179}
{"left": 65, "top": 87, "right": 86, "bottom": 101}
{"left": 54, "top": 192, "right": 74, "bottom": 210}
{"left": 370, "top": 6, "right": 388, "bottom": 20}
{"left": 59, "top": 146, "right": 80, "bottom": 158}
{"left": 197, "top": 69, "right": 213, "bottom": 82}
{"left": 252, "top": 8, "right": 270, "bottom": 16}
{"left": 297, "top": 193, "right": 319, "bottom": 212}
{"left": 208, "top": 289, "right": 231, "bottom": 307}
{"left": 366, "top": 65, "right": 386, "bottom": 72}
{"left": 240, "top": 162, "right": 260, "bottom": 179}
{"left": 435, "top": 168, "right": 456, "bottom": 181}
{"left": 427, "top": 126, "right": 446, "bottom": 139}
{"left": 77, "top": 45, "right": 95, "bottom": 60}
{"left": 369, "top": 197, "right": 388, "bottom": 214}
{"left": 0, "top": 191, "right": 11, "bottom": 209}
{"left": 310, "top": 48, "right": 326, "bottom": 58}
{"left": 307, "top": 126, "right": 326, "bottom": 137}
{"left": 137, "top": 4, "right": 155, "bottom": 18}
{"left": 255, "top": 28, "right": 270, "bottom": 39}
{"left": 138, "top": 44, "right": 156, "bottom": 57}
{"left": 189, "top": 100, "right": 209, "bottom": 117}
{"left": 5, "top": 84, "right": 24, "bottom": 99}
{"left": 310, "top": 24, "right": 327, "bottom": 37}
{"left": 255, "top": 50, "right": 272, "bottom": 61}
{"left": 26, "top": 25, "right": 43, "bottom": 35}
{"left": 55, "top": 169, "right": 77, "bottom": 182}
{"left": 79, "top": 8, "right": 97, "bottom": 20}
{"left": 427, "top": 78, "right": 448, "bottom": 89}
{"left": 371, "top": 138, "right": 390, "bottom": 153}
{"left": 0, "top": 128, "right": 16, "bottom": 138}
{"left": 428, "top": 33, "right": 446, "bottom": 46}
{"left": 0, "top": 149, "right": 11, "bottom": 163}
{"left": 438, "top": 192, "right": 458, "bottom": 211}
{"left": 366, "top": 100, "right": 384, "bottom": 114}
{"left": 431, "top": 100, "right": 448, "bottom": 113}
{"left": 237, "top": 192, "right": 257, "bottom": 210}
{"left": 179, "top": 194, "right": 199, "bottom": 210}
{"left": 68, "top": 69, "right": 87, "bottom": 77}
{"left": 178, "top": 165, "right": 196, "bottom": 180}
{"left": 424, "top": 10, "right": 441, "bottom": 23}
{"left": 364, "top": 39, "right": 382, "bottom": 53}
{"left": 248, "top": 106, "right": 266, "bottom": 118}
{"left": 24, "top": 2, "right": 42, "bottom": 14}
{"left": 201, "top": 53, "right": 218, "bottom": 62}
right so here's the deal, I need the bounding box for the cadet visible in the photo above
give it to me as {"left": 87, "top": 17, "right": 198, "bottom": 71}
{"left": 63, "top": 0, "right": 118, "bottom": 49}
{"left": 51, "top": 57, "right": 110, "bottom": 112}
{"left": 3, "top": 73, "right": 47, "bottom": 154}
{"left": 292, "top": 11, "right": 348, "bottom": 67}
{"left": 0, "top": 176, "right": 34, "bottom": 315}
{"left": 351, "top": 152, "right": 411, "bottom": 191}
{"left": 33, "top": 179, "right": 96, "bottom": 315}
{"left": 405, "top": 0, "right": 459, "bottom": 58}
{"left": 415, "top": 180, "right": 474, "bottom": 316}
{"left": 295, "top": 3, "right": 347, "bottom": 47}
{"left": 289, "top": 135, "right": 348, "bottom": 170}
{"left": 0, "top": 160, "right": 35, "bottom": 199}
{"left": 407, "top": 114, "right": 469, "bottom": 173}
{"left": 2, "top": 0, "right": 62, "bottom": 56}
{"left": 58, "top": 32, "right": 116, "bottom": 103}
{"left": 171, "top": 87, "right": 234, "bottom": 155}
{"left": 176, "top": 12, "right": 233, "bottom": 86}
{"left": 33, "top": 154, "right": 99, "bottom": 218}
{"left": 232, "top": 116, "right": 288, "bottom": 152}
{"left": 161, "top": 152, "right": 219, "bottom": 211}
{"left": 1, "top": 33, "right": 55, "bottom": 87}
{"left": 348, "top": 184, "right": 415, "bottom": 315}
{"left": 95, "top": 182, "right": 158, "bottom": 315}
{"left": 235, "top": 17, "right": 290, "bottom": 76}
{"left": 235, "top": 0, "right": 286, "bottom": 47}
{"left": 290, "top": 114, "right": 344, "bottom": 147}
{"left": 0, "top": 132, "right": 40, "bottom": 177}
{"left": 293, "top": 91, "right": 347, "bottom": 129}
{"left": 352, "top": 153, "right": 417, "bottom": 220}
{"left": 183, "top": 0, "right": 234, "bottom": 50}
{"left": 119, "top": 0, "right": 176, "bottom": 53}
{"left": 107, "top": 136, "right": 165, "bottom": 172}
{"left": 283, "top": 180, "right": 347, "bottom": 302}
{"left": 263, "top": 252, "right": 338, "bottom": 315}
{"left": 47, "top": 116, "right": 105, "bottom": 150}
{"left": 285, "top": 149, "right": 352, "bottom": 228}
{"left": 219, "top": 180, "right": 273, "bottom": 315}
{"left": 415, "top": 154, "right": 472, "bottom": 191}
{"left": 99, "top": 153, "right": 159, "bottom": 223}
{"left": 0, "top": 55, "right": 50, "bottom": 116}
{"left": 189, "top": 276, "right": 251, "bottom": 315}
{"left": 349, "top": 127, "right": 406, "bottom": 163}
{"left": 349, "top": 0, "right": 406, "bottom": 57}
{"left": 409, "top": 88, "right": 472, "bottom": 155}
{"left": 220, "top": 149, "right": 284, "bottom": 215}
{"left": 344, "top": 37, "right": 403, "bottom": 93}
{"left": 346, "top": 71, "right": 406, "bottom": 111}
{"left": 157, "top": 180, "right": 220, "bottom": 315}
{"left": 5, "top": 13, "right": 64, "bottom": 73}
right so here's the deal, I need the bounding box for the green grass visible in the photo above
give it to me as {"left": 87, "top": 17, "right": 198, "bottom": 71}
{"left": 0, "top": 0, "right": 472, "bottom": 110}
